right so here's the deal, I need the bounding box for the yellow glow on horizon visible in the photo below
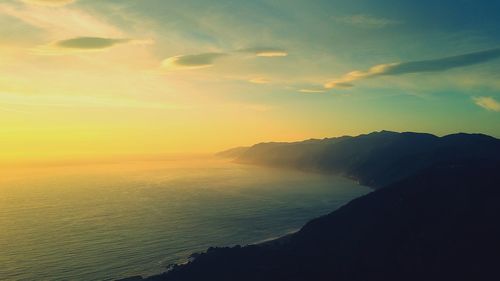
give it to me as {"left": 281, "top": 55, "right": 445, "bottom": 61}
{"left": 0, "top": 86, "right": 320, "bottom": 164}
{"left": 3, "top": 0, "right": 498, "bottom": 166}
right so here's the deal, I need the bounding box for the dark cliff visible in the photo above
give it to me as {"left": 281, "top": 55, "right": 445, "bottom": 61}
{"left": 130, "top": 132, "right": 500, "bottom": 281}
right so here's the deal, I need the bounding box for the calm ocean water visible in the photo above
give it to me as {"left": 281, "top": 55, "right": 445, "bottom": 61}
{"left": 0, "top": 158, "right": 370, "bottom": 281}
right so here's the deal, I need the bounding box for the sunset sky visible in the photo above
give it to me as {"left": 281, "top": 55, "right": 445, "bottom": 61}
{"left": 1, "top": 0, "right": 500, "bottom": 163}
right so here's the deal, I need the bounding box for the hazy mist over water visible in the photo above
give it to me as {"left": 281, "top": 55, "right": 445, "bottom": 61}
{"left": 0, "top": 157, "right": 370, "bottom": 281}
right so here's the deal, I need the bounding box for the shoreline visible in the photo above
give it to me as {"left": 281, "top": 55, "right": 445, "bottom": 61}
{"left": 117, "top": 175, "right": 370, "bottom": 281}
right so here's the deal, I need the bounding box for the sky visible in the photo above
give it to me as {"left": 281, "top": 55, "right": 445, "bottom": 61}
{"left": 1, "top": 0, "right": 500, "bottom": 163}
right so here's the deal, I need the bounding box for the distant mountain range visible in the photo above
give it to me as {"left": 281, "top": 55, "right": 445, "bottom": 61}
{"left": 123, "top": 131, "right": 500, "bottom": 281}
{"left": 219, "top": 130, "right": 500, "bottom": 188}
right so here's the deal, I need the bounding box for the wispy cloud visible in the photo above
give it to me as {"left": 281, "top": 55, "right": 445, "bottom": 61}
{"left": 325, "top": 48, "right": 500, "bottom": 88}
{"left": 34, "top": 37, "right": 152, "bottom": 55}
{"left": 325, "top": 63, "right": 397, "bottom": 88}
{"left": 161, "top": 53, "right": 226, "bottom": 70}
{"left": 333, "top": 14, "right": 402, "bottom": 29}
{"left": 55, "top": 37, "right": 131, "bottom": 49}
{"left": 473, "top": 96, "right": 500, "bottom": 112}
{"left": 0, "top": 2, "right": 123, "bottom": 37}
{"left": 299, "top": 89, "right": 326, "bottom": 93}
{"left": 249, "top": 77, "right": 271, "bottom": 84}
{"left": 161, "top": 46, "right": 287, "bottom": 71}
{"left": 238, "top": 47, "right": 288, "bottom": 57}
{"left": 22, "top": 0, "right": 75, "bottom": 6}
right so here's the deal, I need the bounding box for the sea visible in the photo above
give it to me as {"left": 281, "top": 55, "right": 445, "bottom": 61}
{"left": 0, "top": 157, "right": 370, "bottom": 280}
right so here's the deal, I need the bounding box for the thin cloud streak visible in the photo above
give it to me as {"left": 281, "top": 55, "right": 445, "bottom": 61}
{"left": 473, "top": 96, "right": 500, "bottom": 112}
{"left": 0, "top": 2, "right": 123, "bottom": 37}
{"left": 161, "top": 47, "right": 288, "bottom": 71}
{"left": 333, "top": 14, "right": 402, "bottom": 29}
{"left": 22, "top": 0, "right": 75, "bottom": 6}
{"left": 161, "top": 53, "right": 226, "bottom": 70}
{"left": 33, "top": 37, "right": 152, "bottom": 55}
{"left": 249, "top": 77, "right": 271, "bottom": 84}
{"left": 299, "top": 89, "right": 326, "bottom": 93}
{"left": 55, "top": 37, "right": 131, "bottom": 49}
{"left": 238, "top": 47, "right": 288, "bottom": 57}
{"left": 325, "top": 48, "right": 500, "bottom": 88}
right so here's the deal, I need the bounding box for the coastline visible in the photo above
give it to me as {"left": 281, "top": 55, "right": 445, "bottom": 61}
{"left": 117, "top": 177, "right": 370, "bottom": 281}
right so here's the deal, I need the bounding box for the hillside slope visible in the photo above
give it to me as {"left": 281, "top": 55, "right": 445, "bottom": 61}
{"left": 124, "top": 132, "right": 500, "bottom": 281}
{"left": 143, "top": 160, "right": 500, "bottom": 281}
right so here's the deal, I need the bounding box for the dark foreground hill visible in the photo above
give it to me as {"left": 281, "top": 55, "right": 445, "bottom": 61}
{"left": 123, "top": 131, "right": 500, "bottom": 281}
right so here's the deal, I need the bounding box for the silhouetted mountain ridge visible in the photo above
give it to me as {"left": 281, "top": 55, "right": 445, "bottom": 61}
{"left": 122, "top": 131, "right": 500, "bottom": 281}
{"left": 230, "top": 131, "right": 500, "bottom": 187}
